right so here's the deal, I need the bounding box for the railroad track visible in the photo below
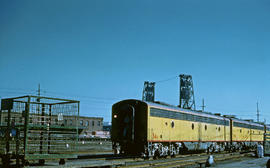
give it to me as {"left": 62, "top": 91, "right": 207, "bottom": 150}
{"left": 65, "top": 151, "right": 251, "bottom": 168}
{"left": 15, "top": 151, "right": 251, "bottom": 167}
{"left": 117, "top": 152, "right": 248, "bottom": 168}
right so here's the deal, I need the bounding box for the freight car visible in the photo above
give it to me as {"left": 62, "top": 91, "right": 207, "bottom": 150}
{"left": 111, "top": 99, "right": 265, "bottom": 158}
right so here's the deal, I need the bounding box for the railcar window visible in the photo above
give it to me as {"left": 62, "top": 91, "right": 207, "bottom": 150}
{"left": 187, "top": 114, "right": 192, "bottom": 121}
{"left": 149, "top": 107, "right": 229, "bottom": 126}
{"left": 218, "top": 127, "right": 220, "bottom": 131}
{"left": 202, "top": 117, "right": 207, "bottom": 122}
{"left": 171, "top": 121, "right": 174, "bottom": 128}
{"left": 183, "top": 113, "right": 187, "bottom": 120}
{"left": 212, "top": 118, "right": 216, "bottom": 124}
{"left": 205, "top": 125, "right": 207, "bottom": 130}
{"left": 240, "top": 129, "right": 242, "bottom": 133}
{"left": 191, "top": 114, "right": 194, "bottom": 121}
{"left": 192, "top": 123, "right": 194, "bottom": 130}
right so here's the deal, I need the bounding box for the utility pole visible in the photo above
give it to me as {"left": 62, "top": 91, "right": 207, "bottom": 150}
{"left": 38, "top": 84, "right": 40, "bottom": 97}
{"left": 201, "top": 99, "right": 206, "bottom": 112}
{"left": 37, "top": 84, "right": 41, "bottom": 102}
{"left": 257, "top": 102, "right": 259, "bottom": 122}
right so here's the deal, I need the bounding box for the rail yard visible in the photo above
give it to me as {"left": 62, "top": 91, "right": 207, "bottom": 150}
{"left": 1, "top": 75, "right": 270, "bottom": 167}
{"left": 2, "top": 150, "right": 269, "bottom": 167}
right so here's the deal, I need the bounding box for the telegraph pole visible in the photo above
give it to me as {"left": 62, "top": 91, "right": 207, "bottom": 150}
{"left": 257, "top": 102, "right": 259, "bottom": 122}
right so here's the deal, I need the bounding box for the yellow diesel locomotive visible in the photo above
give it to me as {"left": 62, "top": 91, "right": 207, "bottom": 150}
{"left": 111, "top": 99, "right": 265, "bottom": 158}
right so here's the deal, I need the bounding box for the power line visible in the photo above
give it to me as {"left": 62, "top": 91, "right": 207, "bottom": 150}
{"left": 44, "top": 90, "right": 120, "bottom": 101}
{"left": 0, "top": 87, "right": 120, "bottom": 101}
{"left": 155, "top": 76, "right": 178, "bottom": 83}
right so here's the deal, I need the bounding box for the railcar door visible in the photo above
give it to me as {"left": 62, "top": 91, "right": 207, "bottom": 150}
{"left": 121, "top": 105, "right": 135, "bottom": 141}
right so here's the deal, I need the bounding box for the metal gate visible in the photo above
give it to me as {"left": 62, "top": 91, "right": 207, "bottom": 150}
{"left": 0, "top": 95, "right": 80, "bottom": 166}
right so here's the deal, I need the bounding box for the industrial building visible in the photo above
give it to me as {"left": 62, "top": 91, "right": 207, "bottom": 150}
{"left": 0, "top": 111, "right": 103, "bottom": 138}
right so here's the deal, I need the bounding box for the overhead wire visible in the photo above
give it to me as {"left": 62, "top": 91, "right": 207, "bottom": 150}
{"left": 155, "top": 75, "right": 178, "bottom": 83}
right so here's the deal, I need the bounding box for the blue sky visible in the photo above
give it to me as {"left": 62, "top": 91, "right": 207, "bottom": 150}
{"left": 0, "top": 0, "right": 269, "bottom": 122}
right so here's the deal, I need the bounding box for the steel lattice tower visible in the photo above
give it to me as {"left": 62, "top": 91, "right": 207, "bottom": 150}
{"left": 179, "top": 74, "right": 196, "bottom": 110}
{"left": 142, "top": 81, "right": 155, "bottom": 102}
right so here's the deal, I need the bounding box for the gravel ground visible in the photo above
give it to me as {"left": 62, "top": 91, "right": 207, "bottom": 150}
{"left": 211, "top": 156, "right": 270, "bottom": 168}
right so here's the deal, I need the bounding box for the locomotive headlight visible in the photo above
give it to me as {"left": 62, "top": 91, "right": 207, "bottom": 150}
{"left": 114, "top": 115, "right": 117, "bottom": 118}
